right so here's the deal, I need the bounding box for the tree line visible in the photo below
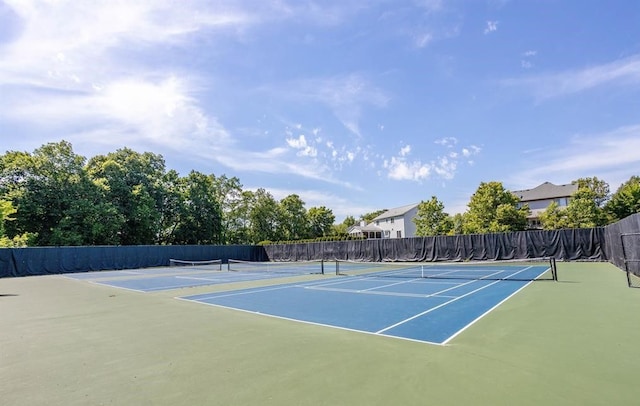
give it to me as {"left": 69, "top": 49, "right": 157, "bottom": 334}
{"left": 413, "top": 177, "right": 640, "bottom": 236}
{"left": 1, "top": 141, "right": 639, "bottom": 247}
{"left": 0, "top": 141, "right": 338, "bottom": 247}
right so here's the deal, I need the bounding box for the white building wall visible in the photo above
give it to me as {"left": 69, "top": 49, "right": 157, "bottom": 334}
{"left": 374, "top": 206, "right": 419, "bottom": 238}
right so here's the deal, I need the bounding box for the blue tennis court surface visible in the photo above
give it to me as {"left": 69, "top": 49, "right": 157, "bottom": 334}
{"left": 179, "top": 264, "right": 551, "bottom": 345}
{"left": 65, "top": 267, "right": 308, "bottom": 292}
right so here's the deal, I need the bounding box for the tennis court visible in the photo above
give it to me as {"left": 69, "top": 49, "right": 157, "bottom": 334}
{"left": 179, "top": 261, "right": 553, "bottom": 344}
{"left": 64, "top": 259, "right": 325, "bottom": 292}
{"left": 3, "top": 261, "right": 640, "bottom": 406}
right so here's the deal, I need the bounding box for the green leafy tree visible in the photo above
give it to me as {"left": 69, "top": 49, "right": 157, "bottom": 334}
{"left": 211, "top": 175, "right": 244, "bottom": 244}
{"left": 156, "top": 170, "right": 183, "bottom": 244}
{"left": 86, "top": 148, "right": 166, "bottom": 245}
{"left": 539, "top": 201, "right": 567, "bottom": 230}
{"left": 564, "top": 188, "right": 604, "bottom": 228}
{"left": 360, "top": 210, "right": 386, "bottom": 224}
{"left": 605, "top": 176, "right": 640, "bottom": 221}
{"left": 277, "top": 194, "right": 309, "bottom": 240}
{"left": 492, "top": 204, "right": 528, "bottom": 232}
{"left": 248, "top": 188, "right": 279, "bottom": 243}
{"left": 561, "top": 177, "right": 610, "bottom": 228}
{"left": 226, "top": 190, "right": 254, "bottom": 244}
{"left": 449, "top": 213, "right": 466, "bottom": 235}
{"left": 0, "top": 199, "right": 32, "bottom": 247}
{"left": 464, "top": 181, "right": 529, "bottom": 233}
{"left": 0, "top": 141, "right": 121, "bottom": 246}
{"left": 342, "top": 215, "right": 356, "bottom": 228}
{"left": 574, "top": 177, "right": 610, "bottom": 208}
{"left": 308, "top": 206, "right": 335, "bottom": 238}
{"left": 172, "top": 171, "right": 223, "bottom": 244}
{"left": 414, "top": 196, "right": 452, "bottom": 236}
{"left": 332, "top": 215, "right": 356, "bottom": 236}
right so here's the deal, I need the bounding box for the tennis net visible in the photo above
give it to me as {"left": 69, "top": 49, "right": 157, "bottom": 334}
{"left": 335, "top": 257, "right": 557, "bottom": 281}
{"left": 227, "top": 259, "right": 325, "bottom": 275}
{"left": 169, "top": 258, "right": 223, "bottom": 271}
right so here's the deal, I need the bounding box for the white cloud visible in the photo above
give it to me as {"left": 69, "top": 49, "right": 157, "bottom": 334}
{"left": 433, "top": 156, "right": 457, "bottom": 179}
{"left": 502, "top": 54, "right": 640, "bottom": 99}
{"left": 384, "top": 143, "right": 481, "bottom": 182}
{"left": 414, "top": 32, "right": 434, "bottom": 48}
{"left": 385, "top": 156, "right": 432, "bottom": 181}
{"left": 484, "top": 21, "right": 498, "bottom": 34}
{"left": 435, "top": 137, "right": 457, "bottom": 147}
{"left": 0, "top": 1, "right": 254, "bottom": 89}
{"left": 277, "top": 73, "right": 389, "bottom": 137}
{"left": 509, "top": 125, "right": 640, "bottom": 189}
{"left": 462, "top": 145, "right": 481, "bottom": 158}
{"left": 286, "top": 134, "right": 318, "bottom": 157}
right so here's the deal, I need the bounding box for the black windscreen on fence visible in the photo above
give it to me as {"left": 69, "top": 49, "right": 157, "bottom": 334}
{"left": 4, "top": 217, "right": 640, "bottom": 280}
{"left": 264, "top": 228, "right": 606, "bottom": 263}
{"left": 603, "top": 213, "right": 640, "bottom": 287}
{"left": 0, "top": 245, "right": 267, "bottom": 278}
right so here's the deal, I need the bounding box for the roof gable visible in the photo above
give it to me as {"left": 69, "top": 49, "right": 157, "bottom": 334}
{"left": 371, "top": 203, "right": 420, "bottom": 221}
{"left": 512, "top": 182, "right": 578, "bottom": 201}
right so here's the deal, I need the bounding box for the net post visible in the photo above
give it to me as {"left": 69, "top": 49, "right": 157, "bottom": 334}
{"left": 320, "top": 259, "right": 324, "bottom": 275}
{"left": 336, "top": 260, "right": 339, "bottom": 276}
{"left": 621, "top": 233, "right": 632, "bottom": 288}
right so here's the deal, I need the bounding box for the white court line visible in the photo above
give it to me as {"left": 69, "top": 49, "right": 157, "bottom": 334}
{"left": 441, "top": 279, "right": 536, "bottom": 345}
{"left": 375, "top": 266, "right": 536, "bottom": 335}
{"left": 175, "top": 297, "right": 447, "bottom": 346}
{"left": 304, "top": 285, "right": 458, "bottom": 299}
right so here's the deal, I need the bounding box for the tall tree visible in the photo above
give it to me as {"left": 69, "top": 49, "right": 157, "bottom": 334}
{"left": 172, "top": 171, "right": 222, "bottom": 244}
{"left": 564, "top": 187, "right": 605, "bottom": 228}
{"left": 332, "top": 215, "right": 356, "bottom": 236}
{"left": 342, "top": 215, "right": 356, "bottom": 228}
{"left": 561, "top": 177, "right": 611, "bottom": 228}
{"left": 414, "top": 196, "right": 452, "bottom": 236}
{"left": 574, "top": 177, "right": 610, "bottom": 208}
{"left": 308, "top": 206, "right": 335, "bottom": 238}
{"left": 464, "top": 181, "right": 529, "bottom": 233}
{"left": 0, "top": 141, "right": 121, "bottom": 245}
{"left": 156, "top": 169, "right": 183, "bottom": 244}
{"left": 360, "top": 210, "right": 386, "bottom": 224}
{"left": 86, "top": 148, "right": 166, "bottom": 245}
{"left": 0, "top": 199, "right": 31, "bottom": 247}
{"left": 277, "top": 194, "right": 309, "bottom": 240}
{"left": 539, "top": 201, "right": 567, "bottom": 230}
{"left": 211, "top": 174, "right": 244, "bottom": 244}
{"left": 248, "top": 188, "right": 279, "bottom": 243}
{"left": 449, "top": 213, "right": 466, "bottom": 235}
{"left": 228, "top": 190, "right": 255, "bottom": 244}
{"left": 605, "top": 176, "right": 640, "bottom": 221}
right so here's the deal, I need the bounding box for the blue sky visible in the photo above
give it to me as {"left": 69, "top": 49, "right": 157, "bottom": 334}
{"left": 1, "top": 1, "right": 639, "bottom": 221}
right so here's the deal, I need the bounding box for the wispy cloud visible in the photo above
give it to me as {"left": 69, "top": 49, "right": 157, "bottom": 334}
{"left": 508, "top": 124, "right": 640, "bottom": 189}
{"left": 502, "top": 54, "right": 640, "bottom": 99}
{"left": 0, "top": 0, "right": 258, "bottom": 156}
{"left": 0, "top": 1, "right": 254, "bottom": 88}
{"left": 275, "top": 73, "right": 389, "bottom": 137}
